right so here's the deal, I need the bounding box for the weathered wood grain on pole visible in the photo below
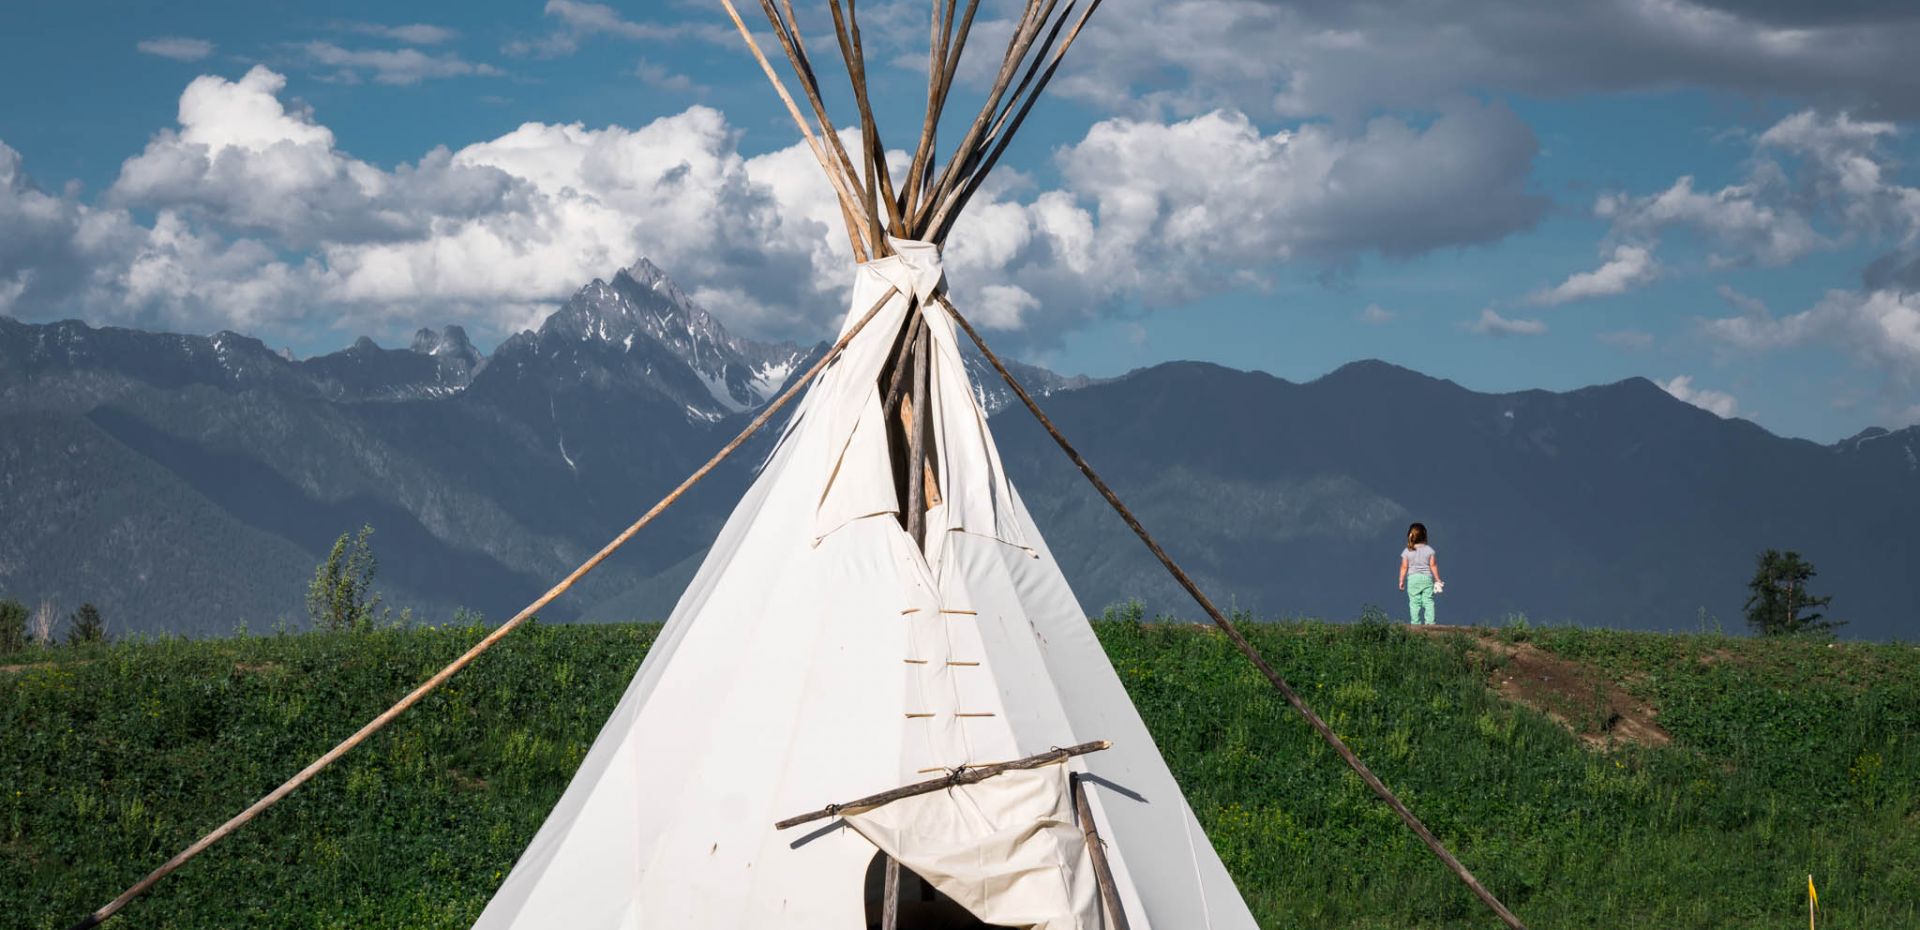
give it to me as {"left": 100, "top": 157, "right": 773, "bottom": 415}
{"left": 881, "top": 855, "right": 901, "bottom": 930}
{"left": 908, "top": 0, "right": 982, "bottom": 225}
{"left": 1071, "top": 774, "right": 1132, "bottom": 930}
{"left": 904, "top": 317, "right": 931, "bottom": 549}
{"left": 761, "top": 0, "right": 878, "bottom": 240}
{"left": 824, "top": 0, "right": 903, "bottom": 238}
{"left": 931, "top": 0, "right": 1101, "bottom": 241}
{"left": 717, "top": 0, "right": 873, "bottom": 259}
{"left": 775, "top": 740, "right": 1110, "bottom": 829}
{"left": 939, "top": 293, "right": 1530, "bottom": 930}
{"left": 982, "top": 0, "right": 1076, "bottom": 146}
{"left": 62, "top": 285, "right": 903, "bottom": 930}
{"left": 900, "top": 0, "right": 955, "bottom": 224}
{"left": 881, "top": 313, "right": 924, "bottom": 419}
{"left": 914, "top": 0, "right": 1056, "bottom": 230}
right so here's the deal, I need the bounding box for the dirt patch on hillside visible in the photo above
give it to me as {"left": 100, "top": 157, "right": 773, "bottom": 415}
{"left": 1414, "top": 626, "right": 1670, "bottom": 750}
{"left": 448, "top": 768, "right": 490, "bottom": 792}
{"left": 0, "top": 660, "right": 78, "bottom": 675}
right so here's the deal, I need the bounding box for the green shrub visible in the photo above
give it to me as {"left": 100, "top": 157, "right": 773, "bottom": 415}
{"left": 65, "top": 603, "right": 107, "bottom": 646}
{"left": 0, "top": 598, "right": 26, "bottom": 653}
{"left": 307, "top": 525, "right": 383, "bottom": 632}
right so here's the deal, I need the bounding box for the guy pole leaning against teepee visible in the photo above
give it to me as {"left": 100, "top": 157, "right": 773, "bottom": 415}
{"left": 63, "top": 3, "right": 1529, "bottom": 929}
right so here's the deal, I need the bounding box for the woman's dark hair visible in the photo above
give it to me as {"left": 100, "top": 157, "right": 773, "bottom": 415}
{"left": 1406, "top": 522, "right": 1428, "bottom": 551}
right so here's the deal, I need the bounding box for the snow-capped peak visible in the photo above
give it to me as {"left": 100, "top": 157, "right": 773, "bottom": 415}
{"left": 536, "top": 257, "right": 810, "bottom": 417}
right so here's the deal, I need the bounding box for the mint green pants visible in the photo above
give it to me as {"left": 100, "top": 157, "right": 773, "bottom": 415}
{"left": 1407, "top": 574, "right": 1435, "bottom": 625}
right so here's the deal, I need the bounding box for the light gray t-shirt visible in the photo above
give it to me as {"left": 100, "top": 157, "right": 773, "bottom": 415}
{"left": 1402, "top": 544, "right": 1435, "bottom": 576}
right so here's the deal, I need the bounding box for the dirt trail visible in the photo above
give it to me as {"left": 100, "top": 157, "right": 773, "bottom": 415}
{"left": 1412, "top": 625, "right": 1670, "bottom": 749}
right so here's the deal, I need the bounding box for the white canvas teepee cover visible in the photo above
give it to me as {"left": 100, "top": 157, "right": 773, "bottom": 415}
{"left": 473, "top": 240, "right": 1257, "bottom": 930}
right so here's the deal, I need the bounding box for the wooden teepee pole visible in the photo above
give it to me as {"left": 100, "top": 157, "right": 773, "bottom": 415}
{"left": 824, "top": 0, "right": 903, "bottom": 239}
{"left": 881, "top": 856, "right": 902, "bottom": 930}
{"left": 913, "top": 0, "right": 1056, "bottom": 230}
{"left": 775, "top": 740, "right": 1110, "bottom": 828}
{"left": 762, "top": 0, "right": 886, "bottom": 252}
{"left": 929, "top": 0, "right": 1101, "bottom": 241}
{"left": 1071, "top": 773, "right": 1132, "bottom": 930}
{"left": 938, "top": 294, "right": 1531, "bottom": 930}
{"left": 904, "top": 314, "right": 931, "bottom": 549}
{"left": 61, "top": 285, "right": 903, "bottom": 930}
{"left": 717, "top": 0, "right": 873, "bottom": 260}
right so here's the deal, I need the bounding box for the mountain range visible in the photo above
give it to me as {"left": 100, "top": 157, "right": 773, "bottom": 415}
{"left": 1, "top": 261, "right": 1913, "bottom": 640}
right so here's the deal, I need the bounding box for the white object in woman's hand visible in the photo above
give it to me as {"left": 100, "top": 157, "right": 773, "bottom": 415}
{"left": 1433, "top": 581, "right": 1445, "bottom": 594}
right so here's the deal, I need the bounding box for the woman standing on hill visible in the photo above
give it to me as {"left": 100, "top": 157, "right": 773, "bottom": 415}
{"left": 1398, "top": 522, "right": 1443, "bottom": 625}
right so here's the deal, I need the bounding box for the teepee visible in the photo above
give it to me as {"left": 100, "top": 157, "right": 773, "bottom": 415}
{"left": 473, "top": 234, "right": 1253, "bottom": 927}
{"left": 475, "top": 0, "right": 1257, "bottom": 921}
{"left": 67, "top": 3, "right": 1530, "bottom": 929}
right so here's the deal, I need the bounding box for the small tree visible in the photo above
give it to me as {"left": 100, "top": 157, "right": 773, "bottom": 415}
{"left": 66, "top": 603, "right": 108, "bottom": 645}
{"left": 1744, "top": 549, "right": 1841, "bottom": 636}
{"left": 307, "top": 525, "right": 383, "bottom": 632}
{"left": 0, "top": 599, "right": 26, "bottom": 654}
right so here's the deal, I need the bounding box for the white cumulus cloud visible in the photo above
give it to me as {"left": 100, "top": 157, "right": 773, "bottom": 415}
{"left": 1659, "top": 375, "right": 1739, "bottom": 418}
{"left": 1596, "top": 110, "right": 1920, "bottom": 269}
{"left": 2, "top": 65, "right": 1549, "bottom": 351}
{"left": 1705, "top": 288, "right": 1920, "bottom": 379}
{"left": 1529, "top": 244, "right": 1659, "bottom": 305}
{"left": 1467, "top": 308, "right": 1545, "bottom": 336}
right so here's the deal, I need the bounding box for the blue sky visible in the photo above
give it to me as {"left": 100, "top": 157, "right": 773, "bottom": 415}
{"left": 4, "top": 1, "right": 1920, "bottom": 442}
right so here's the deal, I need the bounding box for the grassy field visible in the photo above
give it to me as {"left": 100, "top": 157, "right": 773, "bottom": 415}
{"left": 3, "top": 612, "right": 1916, "bottom": 929}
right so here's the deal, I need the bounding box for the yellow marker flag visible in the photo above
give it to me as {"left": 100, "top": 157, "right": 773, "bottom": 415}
{"left": 1808, "top": 874, "right": 1818, "bottom": 930}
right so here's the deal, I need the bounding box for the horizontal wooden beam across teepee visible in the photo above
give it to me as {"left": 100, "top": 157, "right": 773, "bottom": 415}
{"left": 775, "top": 740, "right": 1112, "bottom": 829}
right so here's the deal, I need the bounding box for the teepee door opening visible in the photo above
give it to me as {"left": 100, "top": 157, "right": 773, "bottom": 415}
{"left": 864, "top": 853, "right": 1016, "bottom": 930}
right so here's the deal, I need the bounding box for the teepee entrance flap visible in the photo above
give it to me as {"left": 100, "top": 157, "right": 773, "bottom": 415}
{"left": 844, "top": 764, "right": 1099, "bottom": 930}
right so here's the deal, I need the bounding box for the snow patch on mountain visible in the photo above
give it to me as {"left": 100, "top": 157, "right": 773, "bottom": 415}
{"left": 539, "top": 258, "right": 814, "bottom": 420}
